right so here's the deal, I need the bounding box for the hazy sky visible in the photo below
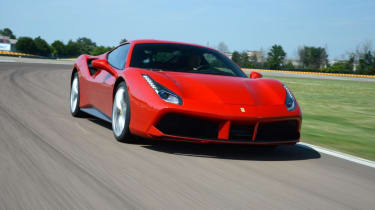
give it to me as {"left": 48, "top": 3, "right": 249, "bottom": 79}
{"left": 1, "top": 0, "right": 374, "bottom": 58}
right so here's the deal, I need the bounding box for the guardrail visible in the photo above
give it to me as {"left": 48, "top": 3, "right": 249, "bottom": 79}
{"left": 0, "top": 50, "right": 36, "bottom": 57}
{"left": 243, "top": 68, "right": 375, "bottom": 79}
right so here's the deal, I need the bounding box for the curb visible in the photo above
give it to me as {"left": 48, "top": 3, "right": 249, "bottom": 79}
{"left": 298, "top": 142, "right": 375, "bottom": 169}
{"left": 243, "top": 68, "right": 375, "bottom": 79}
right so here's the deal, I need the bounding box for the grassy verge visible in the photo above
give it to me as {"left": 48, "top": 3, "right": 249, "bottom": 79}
{"left": 267, "top": 76, "right": 375, "bottom": 161}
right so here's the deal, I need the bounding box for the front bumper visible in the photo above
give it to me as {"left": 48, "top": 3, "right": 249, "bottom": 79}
{"left": 131, "top": 98, "right": 302, "bottom": 145}
{"left": 147, "top": 113, "right": 300, "bottom": 145}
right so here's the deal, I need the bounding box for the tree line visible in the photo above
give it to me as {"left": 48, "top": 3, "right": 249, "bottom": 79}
{"left": 0, "top": 28, "right": 123, "bottom": 58}
{"left": 16, "top": 36, "right": 118, "bottom": 58}
{"left": 229, "top": 43, "right": 375, "bottom": 75}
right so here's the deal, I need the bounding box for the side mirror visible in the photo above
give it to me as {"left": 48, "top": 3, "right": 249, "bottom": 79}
{"left": 91, "top": 59, "right": 117, "bottom": 77}
{"left": 249, "top": 71, "right": 263, "bottom": 79}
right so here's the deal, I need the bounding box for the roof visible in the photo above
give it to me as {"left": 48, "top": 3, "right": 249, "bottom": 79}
{"left": 129, "top": 39, "right": 214, "bottom": 51}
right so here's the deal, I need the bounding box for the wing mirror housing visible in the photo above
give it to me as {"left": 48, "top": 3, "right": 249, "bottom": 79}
{"left": 91, "top": 59, "right": 117, "bottom": 77}
{"left": 249, "top": 71, "right": 263, "bottom": 79}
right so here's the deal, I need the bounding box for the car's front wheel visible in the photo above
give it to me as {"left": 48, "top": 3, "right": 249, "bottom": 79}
{"left": 112, "top": 82, "right": 132, "bottom": 142}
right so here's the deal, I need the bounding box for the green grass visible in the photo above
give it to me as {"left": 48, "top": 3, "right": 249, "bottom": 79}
{"left": 267, "top": 76, "right": 375, "bottom": 161}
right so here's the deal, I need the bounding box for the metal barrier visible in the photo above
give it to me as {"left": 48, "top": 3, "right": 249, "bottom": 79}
{"left": 0, "top": 50, "right": 36, "bottom": 57}
{"left": 243, "top": 68, "right": 375, "bottom": 79}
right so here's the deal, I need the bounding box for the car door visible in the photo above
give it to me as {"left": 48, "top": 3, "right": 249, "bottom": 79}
{"left": 90, "top": 44, "right": 130, "bottom": 118}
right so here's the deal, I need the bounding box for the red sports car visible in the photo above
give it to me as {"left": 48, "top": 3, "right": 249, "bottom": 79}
{"left": 70, "top": 40, "right": 301, "bottom": 145}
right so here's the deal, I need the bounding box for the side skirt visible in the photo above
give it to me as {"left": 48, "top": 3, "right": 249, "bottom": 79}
{"left": 81, "top": 107, "right": 112, "bottom": 123}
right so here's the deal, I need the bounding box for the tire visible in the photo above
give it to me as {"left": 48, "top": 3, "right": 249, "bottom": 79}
{"left": 112, "top": 82, "right": 132, "bottom": 142}
{"left": 70, "top": 72, "right": 83, "bottom": 117}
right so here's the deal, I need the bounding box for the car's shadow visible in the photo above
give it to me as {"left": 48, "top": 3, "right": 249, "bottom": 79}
{"left": 89, "top": 118, "right": 321, "bottom": 161}
{"left": 140, "top": 141, "right": 321, "bottom": 161}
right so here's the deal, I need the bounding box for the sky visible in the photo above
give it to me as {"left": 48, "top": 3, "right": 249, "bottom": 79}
{"left": 1, "top": 0, "right": 375, "bottom": 59}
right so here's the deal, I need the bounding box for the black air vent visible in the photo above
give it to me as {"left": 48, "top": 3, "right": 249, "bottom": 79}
{"left": 255, "top": 120, "right": 300, "bottom": 142}
{"left": 155, "top": 114, "right": 219, "bottom": 139}
{"left": 229, "top": 124, "right": 254, "bottom": 142}
{"left": 87, "top": 59, "right": 98, "bottom": 75}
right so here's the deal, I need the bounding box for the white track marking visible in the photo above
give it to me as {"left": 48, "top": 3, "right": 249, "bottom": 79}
{"left": 0, "top": 56, "right": 73, "bottom": 65}
{"left": 0, "top": 59, "right": 16, "bottom": 62}
{"left": 298, "top": 142, "right": 375, "bottom": 168}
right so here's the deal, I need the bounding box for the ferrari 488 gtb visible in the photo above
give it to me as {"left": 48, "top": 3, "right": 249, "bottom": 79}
{"left": 70, "top": 40, "right": 302, "bottom": 145}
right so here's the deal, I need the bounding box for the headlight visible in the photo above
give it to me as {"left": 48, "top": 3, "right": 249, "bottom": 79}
{"left": 283, "top": 84, "right": 296, "bottom": 111}
{"left": 142, "top": 74, "right": 182, "bottom": 105}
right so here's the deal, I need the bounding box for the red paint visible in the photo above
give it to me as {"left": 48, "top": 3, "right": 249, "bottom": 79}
{"left": 218, "top": 121, "right": 230, "bottom": 140}
{"left": 72, "top": 40, "right": 302, "bottom": 145}
{"left": 249, "top": 71, "right": 263, "bottom": 79}
{"left": 91, "top": 59, "right": 118, "bottom": 77}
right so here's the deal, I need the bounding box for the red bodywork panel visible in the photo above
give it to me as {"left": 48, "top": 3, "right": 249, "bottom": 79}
{"left": 72, "top": 40, "right": 302, "bottom": 145}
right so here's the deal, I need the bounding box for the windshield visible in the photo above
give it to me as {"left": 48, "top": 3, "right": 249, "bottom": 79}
{"left": 130, "top": 43, "right": 246, "bottom": 77}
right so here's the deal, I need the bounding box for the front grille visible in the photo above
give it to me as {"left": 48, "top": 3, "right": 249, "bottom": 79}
{"left": 255, "top": 120, "right": 300, "bottom": 142}
{"left": 155, "top": 113, "right": 219, "bottom": 139}
{"left": 229, "top": 124, "right": 254, "bottom": 142}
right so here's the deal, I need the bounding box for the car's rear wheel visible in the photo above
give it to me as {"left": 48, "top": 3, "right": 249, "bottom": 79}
{"left": 70, "top": 73, "right": 83, "bottom": 117}
{"left": 112, "top": 82, "right": 132, "bottom": 142}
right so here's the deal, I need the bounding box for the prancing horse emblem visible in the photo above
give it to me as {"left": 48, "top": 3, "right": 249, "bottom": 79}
{"left": 240, "top": 107, "right": 245, "bottom": 112}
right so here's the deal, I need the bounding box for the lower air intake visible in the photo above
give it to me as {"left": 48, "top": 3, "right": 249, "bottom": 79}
{"left": 155, "top": 113, "right": 219, "bottom": 139}
{"left": 255, "top": 120, "right": 300, "bottom": 142}
{"left": 229, "top": 124, "right": 254, "bottom": 141}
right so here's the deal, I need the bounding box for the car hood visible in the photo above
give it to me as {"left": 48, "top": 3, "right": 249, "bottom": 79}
{"left": 144, "top": 71, "right": 286, "bottom": 106}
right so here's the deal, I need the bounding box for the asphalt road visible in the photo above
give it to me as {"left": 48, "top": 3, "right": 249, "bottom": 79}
{"left": 0, "top": 62, "right": 375, "bottom": 210}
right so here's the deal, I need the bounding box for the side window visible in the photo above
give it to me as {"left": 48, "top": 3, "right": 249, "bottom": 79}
{"left": 107, "top": 44, "right": 130, "bottom": 70}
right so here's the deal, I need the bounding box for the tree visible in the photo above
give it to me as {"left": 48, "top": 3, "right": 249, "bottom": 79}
{"left": 217, "top": 41, "right": 229, "bottom": 53}
{"left": 322, "top": 59, "right": 354, "bottom": 74}
{"left": 119, "top": 38, "right": 128, "bottom": 44}
{"left": 240, "top": 51, "right": 251, "bottom": 68}
{"left": 353, "top": 41, "right": 375, "bottom": 75}
{"left": 76, "top": 37, "right": 96, "bottom": 54}
{"left": 0, "top": 28, "right": 16, "bottom": 39}
{"left": 298, "top": 46, "right": 328, "bottom": 69}
{"left": 266, "top": 45, "right": 286, "bottom": 69}
{"left": 91, "top": 46, "right": 112, "bottom": 56}
{"left": 357, "top": 50, "right": 375, "bottom": 75}
{"left": 231, "top": 51, "right": 241, "bottom": 66}
{"left": 34, "top": 36, "right": 51, "bottom": 56}
{"left": 15, "top": 37, "right": 37, "bottom": 54}
{"left": 248, "top": 54, "right": 258, "bottom": 67}
{"left": 283, "top": 60, "right": 295, "bottom": 69}
{"left": 341, "top": 55, "right": 355, "bottom": 73}
{"left": 51, "top": 40, "right": 66, "bottom": 58}
{"left": 65, "top": 40, "right": 81, "bottom": 57}
{"left": 355, "top": 40, "right": 372, "bottom": 60}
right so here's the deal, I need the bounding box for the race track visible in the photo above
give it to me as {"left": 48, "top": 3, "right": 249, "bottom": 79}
{"left": 0, "top": 62, "right": 375, "bottom": 209}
